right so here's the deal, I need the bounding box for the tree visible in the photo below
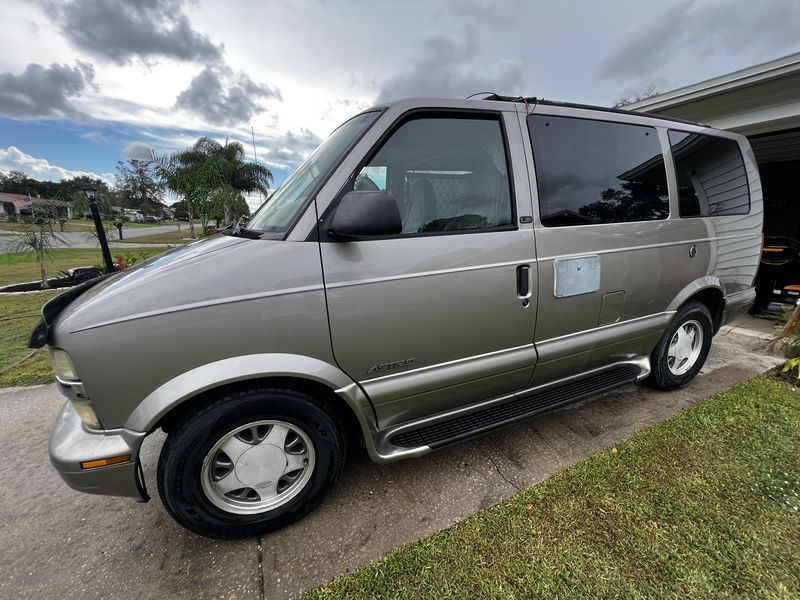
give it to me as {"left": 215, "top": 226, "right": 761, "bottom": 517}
{"left": 171, "top": 200, "right": 190, "bottom": 220}
{"left": 0, "top": 169, "right": 66, "bottom": 198}
{"left": 0, "top": 170, "right": 31, "bottom": 193}
{"left": 151, "top": 137, "right": 270, "bottom": 239}
{"left": 115, "top": 159, "right": 165, "bottom": 214}
{"left": 6, "top": 201, "right": 64, "bottom": 289}
{"left": 206, "top": 185, "right": 251, "bottom": 230}
{"left": 578, "top": 181, "right": 669, "bottom": 223}
{"left": 0, "top": 170, "right": 116, "bottom": 222}
{"left": 614, "top": 84, "right": 660, "bottom": 108}
{"left": 150, "top": 153, "right": 210, "bottom": 238}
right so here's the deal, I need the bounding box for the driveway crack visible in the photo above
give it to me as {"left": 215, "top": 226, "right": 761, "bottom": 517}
{"left": 480, "top": 447, "right": 523, "bottom": 492}
{"left": 257, "top": 535, "right": 266, "bottom": 600}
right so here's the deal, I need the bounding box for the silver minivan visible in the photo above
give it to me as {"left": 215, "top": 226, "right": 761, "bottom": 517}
{"left": 33, "top": 96, "right": 763, "bottom": 538}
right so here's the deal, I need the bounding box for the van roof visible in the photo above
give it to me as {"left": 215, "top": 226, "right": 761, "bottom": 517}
{"left": 478, "top": 94, "right": 709, "bottom": 128}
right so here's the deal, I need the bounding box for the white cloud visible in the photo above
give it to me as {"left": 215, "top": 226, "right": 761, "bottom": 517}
{"left": 122, "top": 141, "right": 153, "bottom": 160}
{"left": 2, "top": 0, "right": 800, "bottom": 188}
{"left": 0, "top": 146, "right": 114, "bottom": 186}
{"left": 79, "top": 130, "right": 111, "bottom": 143}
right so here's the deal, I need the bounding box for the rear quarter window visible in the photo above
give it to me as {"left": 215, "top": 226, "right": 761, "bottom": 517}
{"left": 668, "top": 131, "right": 750, "bottom": 217}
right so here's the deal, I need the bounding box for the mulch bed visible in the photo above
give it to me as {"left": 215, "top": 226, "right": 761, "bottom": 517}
{"left": 0, "top": 266, "right": 102, "bottom": 293}
{"left": 775, "top": 364, "right": 800, "bottom": 387}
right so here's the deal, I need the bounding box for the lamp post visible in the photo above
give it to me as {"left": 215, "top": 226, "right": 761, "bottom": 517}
{"left": 82, "top": 184, "right": 115, "bottom": 273}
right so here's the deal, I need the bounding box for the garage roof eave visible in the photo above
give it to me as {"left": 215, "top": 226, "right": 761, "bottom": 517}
{"left": 625, "top": 51, "right": 800, "bottom": 113}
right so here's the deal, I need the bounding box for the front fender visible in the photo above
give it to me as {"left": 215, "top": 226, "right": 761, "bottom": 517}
{"left": 124, "top": 353, "right": 369, "bottom": 433}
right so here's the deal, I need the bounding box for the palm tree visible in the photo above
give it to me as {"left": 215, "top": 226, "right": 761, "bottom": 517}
{"left": 151, "top": 138, "right": 271, "bottom": 239}
{"left": 7, "top": 203, "right": 65, "bottom": 289}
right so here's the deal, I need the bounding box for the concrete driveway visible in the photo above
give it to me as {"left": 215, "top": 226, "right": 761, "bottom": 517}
{"left": 0, "top": 317, "right": 782, "bottom": 599}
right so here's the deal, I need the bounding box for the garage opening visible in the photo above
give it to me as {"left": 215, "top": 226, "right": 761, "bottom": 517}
{"left": 749, "top": 128, "right": 800, "bottom": 310}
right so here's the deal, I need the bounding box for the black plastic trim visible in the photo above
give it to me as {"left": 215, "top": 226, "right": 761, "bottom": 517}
{"left": 135, "top": 456, "right": 150, "bottom": 503}
{"left": 389, "top": 365, "right": 641, "bottom": 448}
{"left": 27, "top": 273, "right": 114, "bottom": 348}
{"left": 483, "top": 94, "right": 708, "bottom": 128}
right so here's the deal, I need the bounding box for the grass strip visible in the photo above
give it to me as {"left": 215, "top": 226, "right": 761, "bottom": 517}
{"left": 309, "top": 375, "right": 800, "bottom": 599}
{"left": 0, "top": 291, "right": 59, "bottom": 387}
{"left": 0, "top": 247, "right": 166, "bottom": 287}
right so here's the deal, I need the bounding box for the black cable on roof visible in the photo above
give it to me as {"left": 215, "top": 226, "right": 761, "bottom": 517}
{"left": 471, "top": 94, "right": 708, "bottom": 127}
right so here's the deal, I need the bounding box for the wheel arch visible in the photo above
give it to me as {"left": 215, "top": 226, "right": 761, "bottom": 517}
{"left": 125, "top": 354, "right": 377, "bottom": 450}
{"left": 667, "top": 276, "right": 725, "bottom": 333}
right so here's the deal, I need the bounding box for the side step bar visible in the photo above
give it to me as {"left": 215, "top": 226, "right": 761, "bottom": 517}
{"left": 389, "top": 364, "right": 642, "bottom": 449}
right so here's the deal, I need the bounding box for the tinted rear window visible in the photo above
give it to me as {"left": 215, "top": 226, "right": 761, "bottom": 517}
{"left": 668, "top": 131, "right": 750, "bottom": 217}
{"left": 528, "top": 115, "right": 669, "bottom": 227}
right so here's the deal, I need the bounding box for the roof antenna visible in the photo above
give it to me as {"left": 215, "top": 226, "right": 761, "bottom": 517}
{"left": 250, "top": 125, "right": 265, "bottom": 202}
{"left": 466, "top": 91, "right": 498, "bottom": 100}
{"left": 250, "top": 125, "right": 258, "bottom": 166}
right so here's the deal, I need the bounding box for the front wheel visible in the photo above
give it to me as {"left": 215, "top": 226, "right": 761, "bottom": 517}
{"left": 646, "top": 301, "right": 713, "bottom": 390}
{"left": 157, "top": 386, "right": 346, "bottom": 539}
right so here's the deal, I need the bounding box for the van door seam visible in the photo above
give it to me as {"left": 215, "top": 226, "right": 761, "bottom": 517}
{"left": 313, "top": 197, "right": 380, "bottom": 426}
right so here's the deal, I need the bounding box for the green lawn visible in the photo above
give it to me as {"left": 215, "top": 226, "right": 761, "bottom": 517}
{"left": 0, "top": 291, "right": 59, "bottom": 387}
{"left": 123, "top": 220, "right": 180, "bottom": 228}
{"left": 310, "top": 375, "right": 800, "bottom": 599}
{"left": 117, "top": 228, "right": 197, "bottom": 244}
{"left": 0, "top": 219, "right": 96, "bottom": 233}
{"left": 0, "top": 247, "right": 167, "bottom": 287}
{"left": 0, "top": 219, "right": 177, "bottom": 232}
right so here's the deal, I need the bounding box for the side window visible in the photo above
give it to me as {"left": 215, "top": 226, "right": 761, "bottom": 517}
{"left": 354, "top": 116, "right": 514, "bottom": 235}
{"left": 668, "top": 131, "right": 750, "bottom": 217}
{"left": 528, "top": 115, "right": 669, "bottom": 227}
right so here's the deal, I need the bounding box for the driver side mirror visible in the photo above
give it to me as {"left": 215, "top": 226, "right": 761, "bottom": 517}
{"left": 329, "top": 190, "right": 402, "bottom": 240}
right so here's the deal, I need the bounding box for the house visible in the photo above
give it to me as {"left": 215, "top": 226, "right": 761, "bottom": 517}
{"left": 0, "top": 192, "right": 74, "bottom": 221}
{"left": 626, "top": 51, "right": 800, "bottom": 306}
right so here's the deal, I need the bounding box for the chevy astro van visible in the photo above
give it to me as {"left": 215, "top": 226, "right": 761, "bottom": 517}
{"left": 34, "top": 96, "right": 763, "bottom": 538}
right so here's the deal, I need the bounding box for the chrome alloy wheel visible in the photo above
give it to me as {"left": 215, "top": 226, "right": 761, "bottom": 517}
{"left": 667, "top": 319, "right": 704, "bottom": 376}
{"left": 201, "top": 420, "right": 315, "bottom": 515}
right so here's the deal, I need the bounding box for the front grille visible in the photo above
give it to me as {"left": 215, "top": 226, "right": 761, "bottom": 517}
{"left": 390, "top": 365, "right": 641, "bottom": 448}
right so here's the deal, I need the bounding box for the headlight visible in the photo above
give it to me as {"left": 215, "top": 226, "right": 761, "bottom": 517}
{"left": 71, "top": 400, "right": 102, "bottom": 430}
{"left": 50, "top": 349, "right": 78, "bottom": 381}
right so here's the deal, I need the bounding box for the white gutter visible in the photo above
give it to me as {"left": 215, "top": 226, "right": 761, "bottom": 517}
{"left": 626, "top": 51, "right": 800, "bottom": 112}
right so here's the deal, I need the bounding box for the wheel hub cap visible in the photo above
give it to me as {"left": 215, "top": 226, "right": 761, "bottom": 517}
{"left": 200, "top": 420, "right": 315, "bottom": 515}
{"left": 667, "top": 320, "right": 703, "bottom": 376}
{"left": 235, "top": 445, "right": 286, "bottom": 488}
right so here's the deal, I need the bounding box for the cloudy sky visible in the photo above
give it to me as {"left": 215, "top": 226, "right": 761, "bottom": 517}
{"left": 1, "top": 0, "right": 798, "bottom": 205}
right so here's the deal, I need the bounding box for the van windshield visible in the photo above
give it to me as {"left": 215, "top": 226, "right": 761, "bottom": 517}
{"left": 247, "top": 111, "right": 380, "bottom": 236}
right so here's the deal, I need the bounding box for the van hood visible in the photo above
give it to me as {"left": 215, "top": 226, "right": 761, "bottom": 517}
{"left": 36, "top": 234, "right": 320, "bottom": 340}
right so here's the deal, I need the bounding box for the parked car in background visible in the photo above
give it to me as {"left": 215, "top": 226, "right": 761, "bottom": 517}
{"left": 34, "top": 96, "right": 763, "bottom": 538}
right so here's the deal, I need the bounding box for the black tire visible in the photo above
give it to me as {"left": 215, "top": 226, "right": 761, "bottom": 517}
{"left": 157, "top": 386, "right": 346, "bottom": 539}
{"left": 646, "top": 301, "right": 714, "bottom": 390}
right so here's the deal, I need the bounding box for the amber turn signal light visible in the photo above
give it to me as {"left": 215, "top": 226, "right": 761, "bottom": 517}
{"left": 80, "top": 454, "right": 131, "bottom": 470}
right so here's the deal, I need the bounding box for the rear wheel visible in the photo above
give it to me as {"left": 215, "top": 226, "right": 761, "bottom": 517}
{"left": 647, "top": 301, "right": 713, "bottom": 390}
{"left": 157, "top": 386, "right": 345, "bottom": 539}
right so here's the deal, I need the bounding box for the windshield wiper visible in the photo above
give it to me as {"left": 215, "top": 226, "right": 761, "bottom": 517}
{"left": 222, "top": 217, "right": 263, "bottom": 239}
{"left": 222, "top": 227, "right": 262, "bottom": 239}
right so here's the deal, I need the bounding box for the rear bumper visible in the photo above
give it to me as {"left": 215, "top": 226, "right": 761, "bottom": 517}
{"left": 49, "top": 401, "right": 148, "bottom": 501}
{"left": 721, "top": 287, "right": 757, "bottom": 327}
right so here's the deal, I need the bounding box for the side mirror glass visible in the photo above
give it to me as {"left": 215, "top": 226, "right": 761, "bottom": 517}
{"left": 329, "top": 190, "right": 402, "bottom": 240}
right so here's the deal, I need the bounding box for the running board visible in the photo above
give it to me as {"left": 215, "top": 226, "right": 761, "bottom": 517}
{"left": 388, "top": 364, "right": 642, "bottom": 449}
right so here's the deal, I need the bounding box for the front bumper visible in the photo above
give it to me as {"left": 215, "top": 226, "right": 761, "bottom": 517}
{"left": 49, "top": 401, "right": 149, "bottom": 501}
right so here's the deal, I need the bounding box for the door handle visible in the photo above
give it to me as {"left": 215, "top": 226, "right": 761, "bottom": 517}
{"left": 516, "top": 265, "right": 530, "bottom": 297}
